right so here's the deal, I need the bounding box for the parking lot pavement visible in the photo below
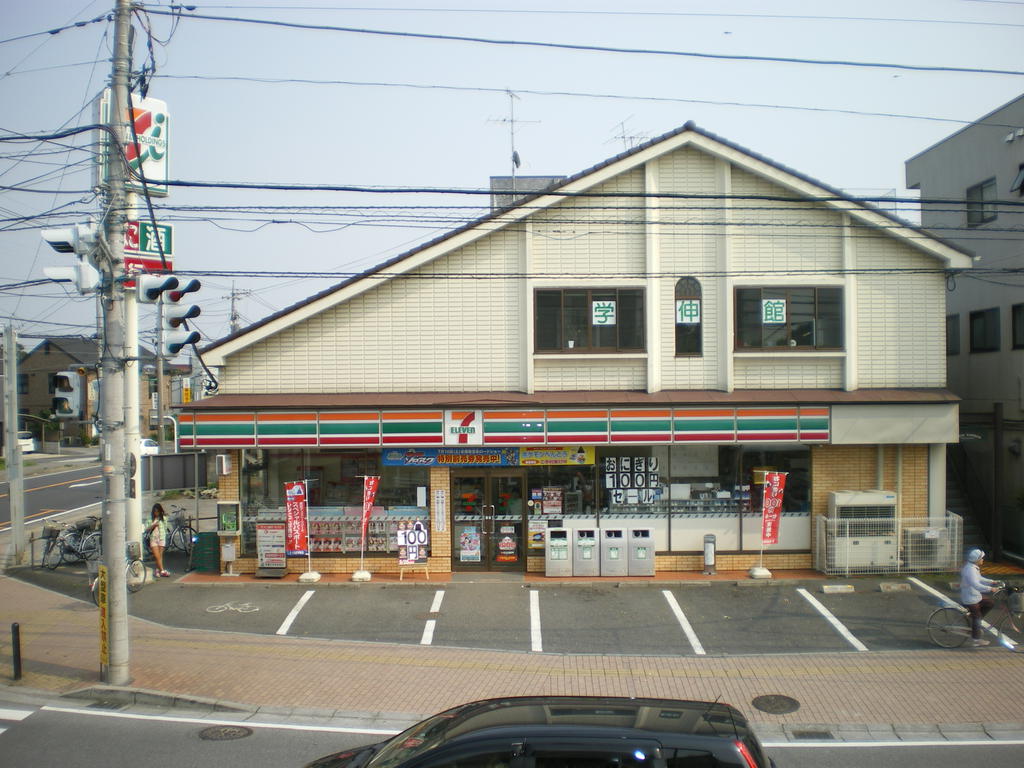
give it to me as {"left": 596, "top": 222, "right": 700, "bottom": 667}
{"left": 4, "top": 570, "right": 1024, "bottom": 738}
{"left": 19, "top": 567, "right": 988, "bottom": 657}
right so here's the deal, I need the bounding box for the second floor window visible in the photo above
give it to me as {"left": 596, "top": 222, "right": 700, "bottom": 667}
{"left": 674, "top": 277, "right": 702, "bottom": 357}
{"left": 1013, "top": 304, "right": 1024, "bottom": 350}
{"left": 966, "top": 178, "right": 997, "bottom": 227}
{"left": 735, "top": 287, "right": 843, "bottom": 350}
{"left": 946, "top": 314, "right": 960, "bottom": 356}
{"left": 536, "top": 288, "right": 645, "bottom": 353}
{"left": 970, "top": 307, "right": 1000, "bottom": 352}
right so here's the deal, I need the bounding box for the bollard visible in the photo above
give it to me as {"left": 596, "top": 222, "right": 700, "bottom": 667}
{"left": 703, "top": 534, "right": 716, "bottom": 575}
{"left": 12, "top": 623, "right": 22, "bottom": 681}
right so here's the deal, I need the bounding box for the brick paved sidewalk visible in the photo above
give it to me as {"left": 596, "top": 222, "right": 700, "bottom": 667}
{"left": 2, "top": 574, "right": 1023, "bottom": 737}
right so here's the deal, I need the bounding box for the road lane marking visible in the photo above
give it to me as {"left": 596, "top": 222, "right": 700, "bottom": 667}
{"left": 530, "top": 589, "right": 542, "bottom": 652}
{"left": 41, "top": 705, "right": 399, "bottom": 735}
{"left": 662, "top": 590, "right": 706, "bottom": 655}
{"left": 421, "top": 590, "right": 445, "bottom": 645}
{"left": 275, "top": 590, "right": 315, "bottom": 635}
{"left": 69, "top": 481, "right": 102, "bottom": 488}
{"left": 796, "top": 587, "right": 868, "bottom": 651}
{"left": 0, "top": 707, "right": 33, "bottom": 720}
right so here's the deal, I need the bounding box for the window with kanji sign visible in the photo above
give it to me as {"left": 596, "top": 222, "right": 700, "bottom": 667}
{"left": 674, "top": 277, "right": 702, "bottom": 356}
{"left": 735, "top": 287, "right": 842, "bottom": 349}
{"left": 535, "top": 288, "right": 645, "bottom": 353}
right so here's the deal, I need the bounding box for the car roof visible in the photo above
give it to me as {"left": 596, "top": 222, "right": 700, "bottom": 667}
{"left": 425, "top": 696, "right": 752, "bottom": 744}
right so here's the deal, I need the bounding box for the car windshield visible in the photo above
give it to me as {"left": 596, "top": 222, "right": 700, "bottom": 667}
{"left": 368, "top": 712, "right": 461, "bottom": 768}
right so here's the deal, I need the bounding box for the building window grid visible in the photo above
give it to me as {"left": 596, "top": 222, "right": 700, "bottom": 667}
{"left": 969, "top": 307, "right": 1000, "bottom": 353}
{"left": 674, "top": 277, "right": 703, "bottom": 357}
{"left": 1012, "top": 304, "right": 1024, "bottom": 350}
{"left": 966, "top": 178, "right": 998, "bottom": 227}
{"left": 535, "top": 288, "right": 646, "bottom": 353}
{"left": 734, "top": 286, "right": 843, "bottom": 350}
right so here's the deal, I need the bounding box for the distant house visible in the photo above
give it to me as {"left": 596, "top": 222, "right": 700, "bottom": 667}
{"left": 183, "top": 122, "right": 972, "bottom": 578}
{"left": 906, "top": 93, "right": 1024, "bottom": 564}
{"left": 17, "top": 336, "right": 182, "bottom": 442}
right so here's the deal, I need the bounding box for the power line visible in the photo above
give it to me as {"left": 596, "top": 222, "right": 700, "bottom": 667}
{"left": 144, "top": 8, "right": 1024, "bottom": 77}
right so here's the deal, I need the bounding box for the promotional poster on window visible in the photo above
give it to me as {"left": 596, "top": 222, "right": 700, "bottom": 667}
{"left": 284, "top": 480, "right": 309, "bottom": 556}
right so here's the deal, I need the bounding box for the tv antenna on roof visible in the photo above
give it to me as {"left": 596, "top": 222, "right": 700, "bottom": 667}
{"left": 487, "top": 89, "right": 539, "bottom": 197}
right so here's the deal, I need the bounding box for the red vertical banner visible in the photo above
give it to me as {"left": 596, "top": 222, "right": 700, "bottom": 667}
{"left": 760, "top": 471, "right": 788, "bottom": 546}
{"left": 285, "top": 480, "right": 309, "bottom": 556}
{"left": 361, "top": 476, "right": 381, "bottom": 546}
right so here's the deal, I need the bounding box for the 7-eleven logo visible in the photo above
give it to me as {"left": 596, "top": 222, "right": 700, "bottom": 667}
{"left": 445, "top": 410, "right": 483, "bottom": 445}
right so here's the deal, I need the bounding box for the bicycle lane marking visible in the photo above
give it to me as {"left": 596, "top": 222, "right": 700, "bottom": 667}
{"left": 661, "top": 590, "right": 706, "bottom": 655}
{"left": 275, "top": 590, "right": 316, "bottom": 636}
{"left": 796, "top": 588, "right": 868, "bottom": 651}
{"left": 907, "top": 576, "right": 1010, "bottom": 644}
{"left": 420, "top": 589, "right": 446, "bottom": 645}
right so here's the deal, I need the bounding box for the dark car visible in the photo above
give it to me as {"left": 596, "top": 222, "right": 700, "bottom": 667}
{"left": 305, "top": 696, "right": 776, "bottom": 768}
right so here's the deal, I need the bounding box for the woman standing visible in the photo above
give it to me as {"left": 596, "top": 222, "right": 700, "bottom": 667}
{"left": 147, "top": 503, "right": 170, "bottom": 577}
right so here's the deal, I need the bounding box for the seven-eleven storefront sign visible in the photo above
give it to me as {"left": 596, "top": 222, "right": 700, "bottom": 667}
{"left": 98, "top": 91, "right": 169, "bottom": 197}
{"left": 445, "top": 410, "right": 483, "bottom": 445}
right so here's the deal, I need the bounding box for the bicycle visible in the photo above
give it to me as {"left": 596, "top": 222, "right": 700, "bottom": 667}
{"left": 89, "top": 544, "right": 148, "bottom": 606}
{"left": 41, "top": 516, "right": 102, "bottom": 570}
{"left": 926, "top": 584, "right": 1024, "bottom": 649}
{"left": 165, "top": 504, "right": 198, "bottom": 556}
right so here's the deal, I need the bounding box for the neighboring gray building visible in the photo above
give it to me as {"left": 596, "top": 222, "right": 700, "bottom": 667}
{"left": 906, "top": 93, "right": 1024, "bottom": 563}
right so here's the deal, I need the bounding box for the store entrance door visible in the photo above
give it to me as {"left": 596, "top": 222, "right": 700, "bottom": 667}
{"left": 451, "top": 470, "right": 527, "bottom": 571}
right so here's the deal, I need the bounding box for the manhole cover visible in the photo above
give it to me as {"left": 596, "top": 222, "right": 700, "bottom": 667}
{"left": 198, "top": 725, "right": 253, "bottom": 741}
{"left": 751, "top": 694, "right": 800, "bottom": 715}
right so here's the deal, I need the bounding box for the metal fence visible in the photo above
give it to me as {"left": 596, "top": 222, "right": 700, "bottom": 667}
{"left": 813, "top": 512, "right": 962, "bottom": 576}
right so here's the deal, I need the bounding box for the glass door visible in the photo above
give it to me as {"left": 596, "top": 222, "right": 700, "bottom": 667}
{"left": 452, "top": 470, "right": 526, "bottom": 571}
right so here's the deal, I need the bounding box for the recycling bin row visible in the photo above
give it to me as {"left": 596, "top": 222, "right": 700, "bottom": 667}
{"left": 545, "top": 527, "right": 655, "bottom": 577}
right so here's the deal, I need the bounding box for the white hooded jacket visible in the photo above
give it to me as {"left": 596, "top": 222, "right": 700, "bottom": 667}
{"left": 959, "top": 560, "right": 997, "bottom": 605}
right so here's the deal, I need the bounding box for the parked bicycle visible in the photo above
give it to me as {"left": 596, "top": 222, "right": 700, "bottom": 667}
{"left": 926, "top": 583, "right": 1024, "bottom": 649}
{"left": 41, "top": 516, "right": 102, "bottom": 570}
{"left": 89, "top": 543, "right": 148, "bottom": 606}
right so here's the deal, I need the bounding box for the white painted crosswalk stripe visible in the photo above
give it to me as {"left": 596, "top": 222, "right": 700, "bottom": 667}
{"left": 0, "top": 708, "right": 33, "bottom": 721}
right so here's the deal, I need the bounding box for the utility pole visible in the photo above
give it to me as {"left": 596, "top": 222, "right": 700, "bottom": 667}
{"left": 99, "top": 0, "right": 133, "bottom": 686}
{"left": 2, "top": 324, "right": 26, "bottom": 566}
{"left": 224, "top": 281, "right": 252, "bottom": 335}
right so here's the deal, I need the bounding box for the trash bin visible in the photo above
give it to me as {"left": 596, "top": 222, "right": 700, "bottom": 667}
{"left": 192, "top": 531, "right": 221, "bottom": 573}
{"left": 627, "top": 528, "right": 655, "bottom": 576}
{"left": 702, "top": 533, "right": 716, "bottom": 575}
{"left": 545, "top": 528, "right": 572, "bottom": 577}
{"left": 600, "top": 528, "right": 628, "bottom": 576}
{"left": 573, "top": 528, "right": 600, "bottom": 576}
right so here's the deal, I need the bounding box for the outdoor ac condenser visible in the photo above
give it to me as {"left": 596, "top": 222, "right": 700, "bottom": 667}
{"left": 827, "top": 490, "right": 899, "bottom": 571}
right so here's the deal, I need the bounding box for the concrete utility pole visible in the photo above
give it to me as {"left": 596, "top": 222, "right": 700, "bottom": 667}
{"left": 99, "top": 0, "right": 133, "bottom": 685}
{"left": 2, "top": 324, "right": 26, "bottom": 565}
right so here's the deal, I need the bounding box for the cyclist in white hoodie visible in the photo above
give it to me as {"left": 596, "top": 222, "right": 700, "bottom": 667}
{"left": 960, "top": 548, "right": 1002, "bottom": 646}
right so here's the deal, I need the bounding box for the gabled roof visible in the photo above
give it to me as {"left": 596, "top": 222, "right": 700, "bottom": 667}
{"left": 203, "top": 122, "right": 973, "bottom": 365}
{"left": 24, "top": 336, "right": 157, "bottom": 367}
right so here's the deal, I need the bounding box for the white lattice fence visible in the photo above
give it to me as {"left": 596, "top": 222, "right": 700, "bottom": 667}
{"left": 814, "top": 513, "right": 962, "bottom": 576}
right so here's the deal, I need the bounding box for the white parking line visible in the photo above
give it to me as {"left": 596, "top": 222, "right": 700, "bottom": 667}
{"left": 661, "top": 590, "right": 706, "bottom": 655}
{"left": 796, "top": 587, "right": 868, "bottom": 651}
{"left": 421, "top": 590, "right": 446, "bottom": 645}
{"left": 530, "top": 589, "right": 543, "bottom": 652}
{"left": 275, "top": 590, "right": 315, "bottom": 636}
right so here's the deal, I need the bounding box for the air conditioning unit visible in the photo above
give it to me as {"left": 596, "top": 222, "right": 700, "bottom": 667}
{"left": 827, "top": 490, "right": 898, "bottom": 571}
{"left": 903, "top": 527, "right": 951, "bottom": 570}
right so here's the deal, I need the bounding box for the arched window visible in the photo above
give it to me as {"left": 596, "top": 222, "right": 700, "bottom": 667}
{"left": 674, "top": 277, "right": 702, "bottom": 356}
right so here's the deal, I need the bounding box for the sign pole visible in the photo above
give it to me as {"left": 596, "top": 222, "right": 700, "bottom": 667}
{"left": 352, "top": 475, "right": 380, "bottom": 582}
{"left": 298, "top": 478, "right": 320, "bottom": 583}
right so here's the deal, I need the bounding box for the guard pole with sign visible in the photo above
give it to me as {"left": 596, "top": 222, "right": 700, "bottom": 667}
{"left": 749, "top": 471, "right": 787, "bottom": 580}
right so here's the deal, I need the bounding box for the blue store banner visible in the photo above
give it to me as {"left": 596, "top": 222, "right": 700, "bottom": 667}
{"left": 382, "top": 447, "right": 519, "bottom": 467}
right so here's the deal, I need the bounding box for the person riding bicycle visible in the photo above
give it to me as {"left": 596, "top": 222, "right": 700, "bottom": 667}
{"left": 960, "top": 548, "right": 1002, "bottom": 646}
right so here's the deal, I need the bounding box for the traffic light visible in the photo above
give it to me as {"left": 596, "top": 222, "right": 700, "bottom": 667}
{"left": 41, "top": 224, "right": 101, "bottom": 294}
{"left": 52, "top": 369, "right": 83, "bottom": 420}
{"left": 137, "top": 273, "right": 179, "bottom": 303}
{"left": 163, "top": 277, "right": 201, "bottom": 356}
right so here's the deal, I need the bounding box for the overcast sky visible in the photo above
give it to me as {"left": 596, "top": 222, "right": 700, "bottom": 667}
{"left": 1, "top": 0, "right": 1021, "bottom": 353}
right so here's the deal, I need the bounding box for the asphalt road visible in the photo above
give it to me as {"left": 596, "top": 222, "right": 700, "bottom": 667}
{"left": 2, "top": 692, "right": 1023, "bottom": 768}
{"left": 11, "top": 564, "right": 979, "bottom": 657}
{"left": 0, "top": 460, "right": 102, "bottom": 528}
